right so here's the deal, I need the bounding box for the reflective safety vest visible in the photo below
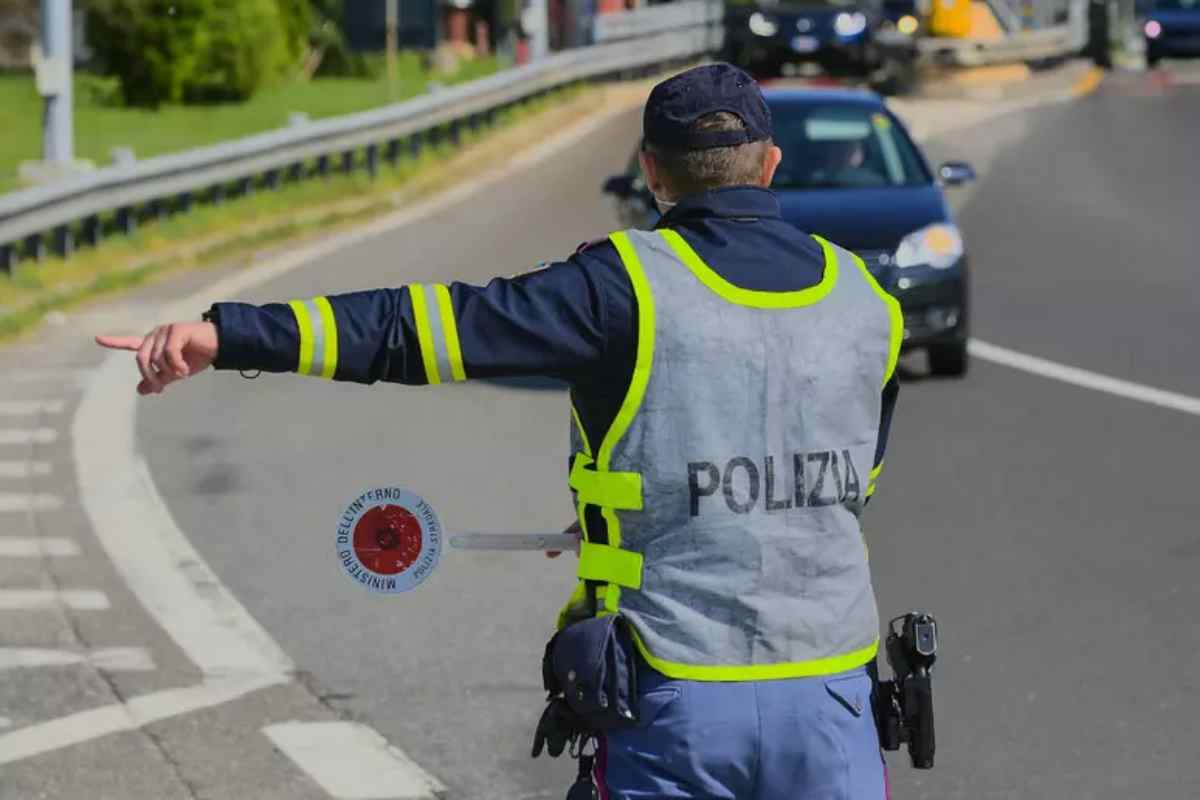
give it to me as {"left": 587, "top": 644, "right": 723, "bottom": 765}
{"left": 563, "top": 227, "right": 902, "bottom": 682}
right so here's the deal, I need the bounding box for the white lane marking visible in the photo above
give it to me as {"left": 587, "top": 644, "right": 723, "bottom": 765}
{"left": 263, "top": 721, "right": 445, "bottom": 800}
{"left": 75, "top": 359, "right": 294, "bottom": 677}
{"left": 0, "top": 429, "right": 58, "bottom": 446}
{"left": 0, "top": 462, "right": 52, "bottom": 479}
{"left": 0, "top": 673, "right": 285, "bottom": 766}
{"left": 0, "top": 401, "right": 65, "bottom": 416}
{"left": 0, "top": 537, "right": 80, "bottom": 557}
{"left": 0, "top": 646, "right": 155, "bottom": 672}
{"left": 0, "top": 590, "right": 110, "bottom": 610}
{"left": 0, "top": 493, "right": 64, "bottom": 512}
{"left": 969, "top": 339, "right": 1200, "bottom": 418}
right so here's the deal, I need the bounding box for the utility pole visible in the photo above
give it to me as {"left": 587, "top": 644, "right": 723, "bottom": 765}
{"left": 386, "top": 0, "right": 399, "bottom": 99}
{"left": 41, "top": 0, "right": 74, "bottom": 165}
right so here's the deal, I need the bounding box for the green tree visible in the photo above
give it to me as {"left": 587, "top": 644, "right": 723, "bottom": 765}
{"left": 87, "top": 0, "right": 306, "bottom": 107}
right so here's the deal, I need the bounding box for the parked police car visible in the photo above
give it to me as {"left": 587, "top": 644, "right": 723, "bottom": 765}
{"left": 723, "top": 0, "right": 886, "bottom": 76}
{"left": 603, "top": 87, "right": 974, "bottom": 376}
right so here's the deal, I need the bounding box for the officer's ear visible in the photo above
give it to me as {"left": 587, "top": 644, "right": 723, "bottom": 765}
{"left": 639, "top": 148, "right": 670, "bottom": 201}
{"left": 760, "top": 144, "right": 783, "bottom": 188}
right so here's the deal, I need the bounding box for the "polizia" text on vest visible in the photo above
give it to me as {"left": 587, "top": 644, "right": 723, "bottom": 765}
{"left": 563, "top": 227, "right": 902, "bottom": 682}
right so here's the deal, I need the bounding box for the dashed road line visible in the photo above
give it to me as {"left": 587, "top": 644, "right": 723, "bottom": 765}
{"left": 0, "top": 673, "right": 285, "bottom": 766}
{"left": 0, "top": 462, "right": 52, "bottom": 479}
{"left": 0, "top": 589, "right": 110, "bottom": 611}
{"left": 263, "top": 721, "right": 446, "bottom": 800}
{"left": 0, "top": 493, "right": 64, "bottom": 512}
{"left": 0, "top": 429, "right": 59, "bottom": 446}
{"left": 0, "top": 400, "right": 66, "bottom": 416}
{"left": 0, "top": 537, "right": 80, "bottom": 557}
{"left": 969, "top": 339, "right": 1200, "bottom": 417}
{"left": 0, "top": 646, "right": 155, "bottom": 672}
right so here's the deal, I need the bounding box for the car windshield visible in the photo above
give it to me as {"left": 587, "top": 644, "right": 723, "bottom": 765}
{"left": 768, "top": 103, "right": 931, "bottom": 190}
{"left": 1155, "top": 0, "right": 1198, "bottom": 9}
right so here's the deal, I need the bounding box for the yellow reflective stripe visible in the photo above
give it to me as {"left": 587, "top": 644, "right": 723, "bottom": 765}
{"left": 570, "top": 402, "right": 592, "bottom": 457}
{"left": 569, "top": 456, "right": 643, "bottom": 510}
{"left": 313, "top": 296, "right": 338, "bottom": 379}
{"left": 556, "top": 582, "right": 611, "bottom": 630}
{"left": 409, "top": 284, "right": 441, "bottom": 385}
{"left": 631, "top": 628, "right": 879, "bottom": 681}
{"left": 867, "top": 461, "right": 882, "bottom": 497}
{"left": 662, "top": 229, "right": 838, "bottom": 308}
{"left": 288, "top": 300, "right": 316, "bottom": 376}
{"left": 556, "top": 581, "right": 588, "bottom": 630}
{"left": 433, "top": 284, "right": 466, "bottom": 382}
{"left": 578, "top": 541, "right": 644, "bottom": 589}
{"left": 571, "top": 403, "right": 594, "bottom": 541}
{"left": 838, "top": 243, "right": 903, "bottom": 386}
{"left": 598, "top": 231, "right": 658, "bottom": 615}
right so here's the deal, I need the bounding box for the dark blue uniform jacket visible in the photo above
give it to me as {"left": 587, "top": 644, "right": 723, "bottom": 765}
{"left": 211, "top": 186, "right": 899, "bottom": 491}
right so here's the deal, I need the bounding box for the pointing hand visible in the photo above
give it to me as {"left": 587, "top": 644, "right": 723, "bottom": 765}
{"left": 95, "top": 322, "right": 219, "bottom": 396}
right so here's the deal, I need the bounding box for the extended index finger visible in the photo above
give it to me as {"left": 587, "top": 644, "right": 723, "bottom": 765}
{"left": 95, "top": 335, "right": 145, "bottom": 351}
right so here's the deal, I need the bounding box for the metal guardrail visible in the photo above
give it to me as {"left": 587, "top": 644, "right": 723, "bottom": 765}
{"left": 0, "top": 22, "right": 720, "bottom": 272}
{"left": 918, "top": 23, "right": 1078, "bottom": 65}
{"left": 917, "top": 0, "right": 1087, "bottom": 67}
{"left": 594, "top": 0, "right": 724, "bottom": 48}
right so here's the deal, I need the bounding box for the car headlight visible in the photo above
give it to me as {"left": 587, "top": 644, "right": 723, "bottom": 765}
{"left": 749, "top": 12, "right": 779, "bottom": 37}
{"left": 894, "top": 224, "right": 964, "bottom": 269}
{"left": 897, "top": 14, "right": 918, "bottom": 35}
{"left": 834, "top": 11, "right": 868, "bottom": 37}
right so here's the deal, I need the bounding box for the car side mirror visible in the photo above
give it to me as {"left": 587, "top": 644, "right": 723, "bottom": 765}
{"left": 938, "top": 161, "right": 976, "bottom": 186}
{"left": 603, "top": 174, "right": 636, "bottom": 197}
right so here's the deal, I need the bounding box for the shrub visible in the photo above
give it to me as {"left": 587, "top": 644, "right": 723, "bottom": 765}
{"left": 87, "top": 0, "right": 305, "bottom": 107}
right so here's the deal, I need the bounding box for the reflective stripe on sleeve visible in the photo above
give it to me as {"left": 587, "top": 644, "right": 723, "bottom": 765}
{"left": 433, "top": 284, "right": 467, "bottom": 382}
{"left": 288, "top": 297, "right": 339, "bottom": 379}
{"left": 411, "top": 284, "right": 466, "bottom": 385}
{"left": 410, "top": 284, "right": 441, "bottom": 385}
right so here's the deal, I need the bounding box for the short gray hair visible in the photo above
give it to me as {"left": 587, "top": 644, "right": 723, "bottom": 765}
{"left": 644, "top": 112, "right": 772, "bottom": 198}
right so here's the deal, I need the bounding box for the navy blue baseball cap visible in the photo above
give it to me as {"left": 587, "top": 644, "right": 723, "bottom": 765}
{"left": 643, "top": 63, "right": 773, "bottom": 151}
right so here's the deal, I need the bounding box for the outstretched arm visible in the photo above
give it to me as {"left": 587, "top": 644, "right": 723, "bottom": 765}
{"left": 96, "top": 256, "right": 610, "bottom": 395}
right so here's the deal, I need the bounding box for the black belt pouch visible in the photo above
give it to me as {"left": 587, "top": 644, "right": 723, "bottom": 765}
{"left": 543, "top": 614, "right": 639, "bottom": 731}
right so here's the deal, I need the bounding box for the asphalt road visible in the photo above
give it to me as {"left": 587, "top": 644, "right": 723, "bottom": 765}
{"left": 141, "top": 74, "right": 1200, "bottom": 799}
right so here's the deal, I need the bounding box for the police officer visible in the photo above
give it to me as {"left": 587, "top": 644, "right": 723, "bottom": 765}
{"left": 97, "top": 63, "right": 901, "bottom": 799}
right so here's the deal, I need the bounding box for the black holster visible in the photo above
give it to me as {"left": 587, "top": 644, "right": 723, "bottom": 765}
{"left": 531, "top": 615, "right": 639, "bottom": 760}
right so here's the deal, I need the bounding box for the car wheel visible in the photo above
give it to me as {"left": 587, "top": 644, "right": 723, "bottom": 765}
{"left": 928, "top": 341, "right": 968, "bottom": 377}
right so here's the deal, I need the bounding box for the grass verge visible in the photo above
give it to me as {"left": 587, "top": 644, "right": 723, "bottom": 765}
{"left": 0, "top": 81, "right": 642, "bottom": 343}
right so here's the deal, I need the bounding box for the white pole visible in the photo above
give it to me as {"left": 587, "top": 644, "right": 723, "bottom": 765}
{"left": 41, "top": 0, "right": 73, "bottom": 165}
